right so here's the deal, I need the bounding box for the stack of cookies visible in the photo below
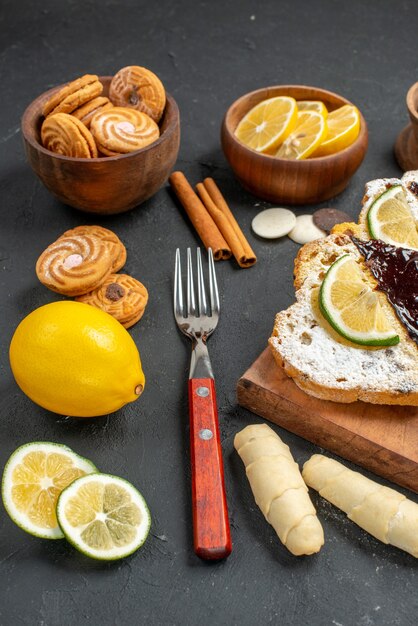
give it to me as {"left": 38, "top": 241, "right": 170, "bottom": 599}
{"left": 36, "top": 225, "right": 148, "bottom": 329}
{"left": 40, "top": 66, "right": 166, "bottom": 159}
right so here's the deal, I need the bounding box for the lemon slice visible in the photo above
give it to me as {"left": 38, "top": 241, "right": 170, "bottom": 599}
{"left": 296, "top": 100, "right": 328, "bottom": 118}
{"left": 367, "top": 185, "right": 418, "bottom": 250}
{"left": 57, "top": 473, "right": 151, "bottom": 560}
{"left": 314, "top": 104, "right": 360, "bottom": 156}
{"left": 1, "top": 442, "right": 97, "bottom": 539}
{"left": 319, "top": 254, "right": 399, "bottom": 346}
{"left": 275, "top": 111, "right": 327, "bottom": 160}
{"left": 234, "top": 96, "right": 298, "bottom": 153}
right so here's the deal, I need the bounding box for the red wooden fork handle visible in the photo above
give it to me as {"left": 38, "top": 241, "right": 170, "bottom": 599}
{"left": 188, "top": 377, "right": 232, "bottom": 560}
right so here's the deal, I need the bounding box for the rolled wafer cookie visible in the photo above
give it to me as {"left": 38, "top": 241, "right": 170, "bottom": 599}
{"left": 72, "top": 96, "right": 113, "bottom": 128}
{"left": 76, "top": 273, "right": 148, "bottom": 328}
{"left": 43, "top": 74, "right": 103, "bottom": 117}
{"left": 90, "top": 107, "right": 160, "bottom": 156}
{"left": 109, "top": 65, "right": 166, "bottom": 122}
{"left": 302, "top": 455, "right": 418, "bottom": 558}
{"left": 41, "top": 113, "right": 98, "bottom": 158}
{"left": 60, "top": 225, "right": 126, "bottom": 272}
{"left": 36, "top": 234, "right": 113, "bottom": 296}
{"left": 234, "top": 424, "right": 324, "bottom": 556}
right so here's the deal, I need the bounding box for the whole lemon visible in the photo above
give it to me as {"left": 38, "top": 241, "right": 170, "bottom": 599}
{"left": 9, "top": 301, "right": 145, "bottom": 417}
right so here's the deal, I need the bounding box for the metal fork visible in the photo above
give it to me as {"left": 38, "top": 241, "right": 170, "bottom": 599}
{"left": 174, "top": 247, "right": 232, "bottom": 560}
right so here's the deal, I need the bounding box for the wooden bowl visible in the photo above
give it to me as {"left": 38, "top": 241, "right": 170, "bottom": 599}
{"left": 394, "top": 82, "right": 418, "bottom": 171}
{"left": 221, "top": 85, "right": 368, "bottom": 205}
{"left": 22, "top": 76, "right": 180, "bottom": 214}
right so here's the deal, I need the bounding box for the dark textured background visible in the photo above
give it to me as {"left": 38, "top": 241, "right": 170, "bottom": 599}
{"left": 0, "top": 1, "right": 417, "bottom": 624}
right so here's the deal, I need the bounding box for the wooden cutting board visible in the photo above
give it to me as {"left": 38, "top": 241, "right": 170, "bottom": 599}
{"left": 237, "top": 347, "right": 418, "bottom": 494}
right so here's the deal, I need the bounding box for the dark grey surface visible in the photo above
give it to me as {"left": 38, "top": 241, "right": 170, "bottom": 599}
{"left": 0, "top": 1, "right": 417, "bottom": 624}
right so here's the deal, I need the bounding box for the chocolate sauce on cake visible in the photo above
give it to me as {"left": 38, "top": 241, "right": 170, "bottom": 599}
{"left": 352, "top": 237, "right": 418, "bottom": 344}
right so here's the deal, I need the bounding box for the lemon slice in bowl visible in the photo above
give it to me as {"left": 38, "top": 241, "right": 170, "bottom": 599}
{"left": 319, "top": 254, "right": 399, "bottom": 346}
{"left": 57, "top": 473, "right": 151, "bottom": 560}
{"left": 296, "top": 100, "right": 328, "bottom": 118}
{"left": 313, "top": 104, "right": 360, "bottom": 156}
{"left": 275, "top": 111, "right": 327, "bottom": 160}
{"left": 1, "top": 442, "right": 97, "bottom": 539}
{"left": 234, "top": 96, "right": 298, "bottom": 153}
{"left": 367, "top": 185, "right": 418, "bottom": 250}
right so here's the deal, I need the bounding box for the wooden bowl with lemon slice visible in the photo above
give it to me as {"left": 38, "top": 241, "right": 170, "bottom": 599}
{"left": 221, "top": 85, "right": 368, "bottom": 205}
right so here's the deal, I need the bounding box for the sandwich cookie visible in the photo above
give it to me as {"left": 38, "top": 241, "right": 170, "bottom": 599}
{"left": 36, "top": 234, "right": 113, "bottom": 296}
{"left": 61, "top": 225, "right": 127, "bottom": 272}
{"left": 90, "top": 107, "right": 160, "bottom": 156}
{"left": 41, "top": 113, "right": 98, "bottom": 158}
{"left": 42, "top": 74, "right": 103, "bottom": 118}
{"left": 72, "top": 96, "right": 113, "bottom": 128}
{"left": 76, "top": 274, "right": 149, "bottom": 328}
{"left": 109, "top": 65, "right": 166, "bottom": 122}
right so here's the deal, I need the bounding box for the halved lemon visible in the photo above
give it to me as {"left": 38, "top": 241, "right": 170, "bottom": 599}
{"left": 296, "top": 100, "right": 328, "bottom": 118}
{"left": 319, "top": 254, "right": 399, "bottom": 346}
{"left": 314, "top": 104, "right": 360, "bottom": 156}
{"left": 275, "top": 111, "right": 328, "bottom": 160}
{"left": 57, "top": 473, "right": 151, "bottom": 560}
{"left": 367, "top": 185, "right": 418, "bottom": 250}
{"left": 234, "top": 96, "right": 298, "bottom": 153}
{"left": 2, "top": 442, "right": 97, "bottom": 539}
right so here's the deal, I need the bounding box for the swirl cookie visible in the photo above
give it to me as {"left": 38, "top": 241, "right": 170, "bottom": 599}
{"left": 43, "top": 74, "right": 103, "bottom": 118}
{"left": 61, "top": 225, "right": 127, "bottom": 272}
{"left": 36, "top": 234, "right": 113, "bottom": 296}
{"left": 76, "top": 274, "right": 149, "bottom": 328}
{"left": 72, "top": 96, "right": 113, "bottom": 128}
{"left": 109, "top": 66, "right": 166, "bottom": 122}
{"left": 41, "top": 113, "right": 98, "bottom": 158}
{"left": 90, "top": 107, "right": 160, "bottom": 156}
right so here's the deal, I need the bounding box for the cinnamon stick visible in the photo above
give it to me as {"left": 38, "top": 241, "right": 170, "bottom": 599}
{"left": 169, "top": 171, "right": 231, "bottom": 260}
{"left": 200, "top": 178, "right": 257, "bottom": 268}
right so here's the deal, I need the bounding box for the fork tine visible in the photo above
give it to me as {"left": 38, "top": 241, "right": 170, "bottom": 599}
{"left": 174, "top": 248, "right": 184, "bottom": 318}
{"left": 197, "top": 248, "right": 208, "bottom": 316}
{"left": 187, "top": 248, "right": 196, "bottom": 317}
{"left": 208, "top": 248, "right": 220, "bottom": 316}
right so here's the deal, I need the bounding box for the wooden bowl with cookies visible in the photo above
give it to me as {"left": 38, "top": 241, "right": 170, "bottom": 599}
{"left": 22, "top": 72, "right": 180, "bottom": 214}
{"left": 221, "top": 85, "right": 368, "bottom": 205}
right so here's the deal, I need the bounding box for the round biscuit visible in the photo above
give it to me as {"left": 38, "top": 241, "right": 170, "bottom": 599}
{"left": 41, "top": 113, "right": 98, "bottom": 158}
{"left": 90, "top": 107, "right": 159, "bottom": 155}
{"left": 43, "top": 74, "right": 100, "bottom": 117}
{"left": 36, "top": 234, "right": 114, "bottom": 296}
{"left": 109, "top": 65, "right": 166, "bottom": 122}
{"left": 61, "top": 225, "right": 126, "bottom": 271}
{"left": 72, "top": 97, "right": 113, "bottom": 128}
{"left": 76, "top": 273, "right": 148, "bottom": 326}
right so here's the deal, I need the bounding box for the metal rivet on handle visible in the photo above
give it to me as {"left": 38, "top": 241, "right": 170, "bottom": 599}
{"left": 199, "top": 429, "right": 213, "bottom": 440}
{"left": 196, "top": 386, "right": 209, "bottom": 397}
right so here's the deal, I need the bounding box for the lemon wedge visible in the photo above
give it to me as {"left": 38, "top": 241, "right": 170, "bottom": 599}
{"left": 314, "top": 104, "right": 360, "bottom": 156}
{"left": 367, "top": 185, "right": 418, "bottom": 250}
{"left": 319, "top": 254, "right": 399, "bottom": 346}
{"left": 2, "top": 442, "right": 97, "bottom": 539}
{"left": 276, "top": 111, "right": 328, "bottom": 160}
{"left": 297, "top": 100, "right": 328, "bottom": 118}
{"left": 57, "top": 473, "right": 151, "bottom": 560}
{"left": 234, "top": 96, "right": 298, "bottom": 153}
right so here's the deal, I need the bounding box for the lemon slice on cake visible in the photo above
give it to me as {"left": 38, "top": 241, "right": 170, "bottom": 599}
{"left": 314, "top": 104, "right": 360, "bottom": 156}
{"left": 367, "top": 185, "right": 418, "bottom": 250}
{"left": 57, "top": 473, "right": 151, "bottom": 560}
{"left": 275, "top": 111, "right": 327, "bottom": 159}
{"left": 2, "top": 442, "right": 97, "bottom": 539}
{"left": 319, "top": 254, "right": 399, "bottom": 346}
{"left": 234, "top": 96, "right": 298, "bottom": 153}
